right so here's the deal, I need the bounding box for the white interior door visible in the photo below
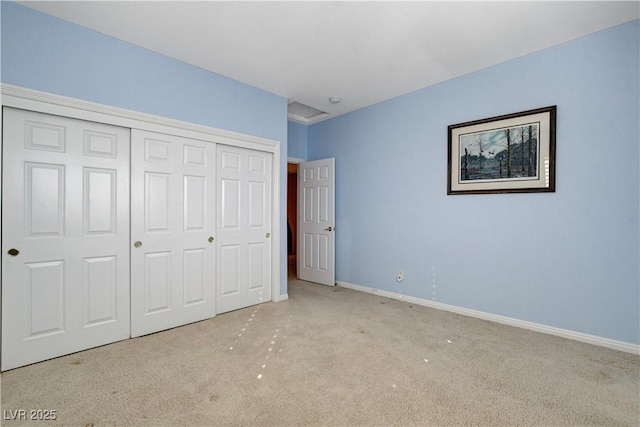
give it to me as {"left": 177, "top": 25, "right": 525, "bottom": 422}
{"left": 130, "top": 130, "right": 216, "bottom": 337}
{"left": 1, "top": 107, "right": 130, "bottom": 371}
{"left": 216, "top": 145, "right": 272, "bottom": 314}
{"left": 297, "top": 158, "right": 335, "bottom": 286}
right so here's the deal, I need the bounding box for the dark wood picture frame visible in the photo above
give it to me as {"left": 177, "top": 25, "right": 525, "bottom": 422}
{"left": 447, "top": 106, "right": 556, "bottom": 195}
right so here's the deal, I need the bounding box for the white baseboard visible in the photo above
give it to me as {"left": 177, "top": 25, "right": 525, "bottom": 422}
{"left": 274, "top": 293, "right": 289, "bottom": 303}
{"left": 337, "top": 281, "right": 639, "bottom": 355}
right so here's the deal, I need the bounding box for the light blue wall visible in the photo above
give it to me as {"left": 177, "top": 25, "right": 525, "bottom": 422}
{"left": 309, "top": 20, "right": 640, "bottom": 345}
{"left": 1, "top": 2, "right": 289, "bottom": 295}
{"left": 287, "top": 120, "right": 308, "bottom": 160}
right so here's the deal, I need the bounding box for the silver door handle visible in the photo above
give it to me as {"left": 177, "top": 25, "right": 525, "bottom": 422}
{"left": 133, "top": 241, "right": 142, "bottom": 248}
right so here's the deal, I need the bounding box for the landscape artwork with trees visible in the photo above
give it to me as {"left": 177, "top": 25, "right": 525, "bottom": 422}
{"left": 448, "top": 106, "right": 556, "bottom": 195}
{"left": 459, "top": 123, "right": 539, "bottom": 182}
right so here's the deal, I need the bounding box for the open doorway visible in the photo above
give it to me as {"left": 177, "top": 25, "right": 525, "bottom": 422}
{"left": 287, "top": 162, "right": 299, "bottom": 278}
{"left": 287, "top": 157, "right": 336, "bottom": 285}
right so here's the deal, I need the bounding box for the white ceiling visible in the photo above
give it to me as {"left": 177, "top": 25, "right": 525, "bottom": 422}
{"left": 17, "top": 1, "right": 640, "bottom": 124}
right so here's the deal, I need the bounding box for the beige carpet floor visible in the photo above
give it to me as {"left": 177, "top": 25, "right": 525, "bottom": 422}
{"left": 1, "top": 278, "right": 638, "bottom": 426}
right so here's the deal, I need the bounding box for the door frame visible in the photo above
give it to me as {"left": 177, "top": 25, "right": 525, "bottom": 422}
{"left": 0, "top": 84, "right": 285, "bottom": 318}
{"left": 287, "top": 157, "right": 305, "bottom": 280}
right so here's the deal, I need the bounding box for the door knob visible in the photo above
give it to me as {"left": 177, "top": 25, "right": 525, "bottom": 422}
{"left": 208, "top": 236, "right": 215, "bottom": 243}
{"left": 7, "top": 248, "right": 19, "bottom": 257}
{"left": 324, "top": 226, "right": 334, "bottom": 232}
{"left": 265, "top": 233, "right": 271, "bottom": 238}
{"left": 133, "top": 241, "right": 142, "bottom": 248}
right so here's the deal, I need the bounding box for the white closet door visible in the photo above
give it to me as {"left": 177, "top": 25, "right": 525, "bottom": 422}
{"left": 1, "top": 107, "right": 130, "bottom": 371}
{"left": 216, "top": 145, "right": 272, "bottom": 314}
{"left": 130, "top": 130, "right": 216, "bottom": 337}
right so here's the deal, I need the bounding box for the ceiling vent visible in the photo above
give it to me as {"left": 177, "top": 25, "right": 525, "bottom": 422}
{"left": 288, "top": 102, "right": 330, "bottom": 124}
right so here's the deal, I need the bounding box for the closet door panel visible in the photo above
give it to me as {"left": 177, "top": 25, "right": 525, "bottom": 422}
{"left": 216, "top": 145, "right": 272, "bottom": 314}
{"left": 130, "top": 130, "right": 215, "bottom": 337}
{"left": 2, "top": 107, "right": 130, "bottom": 371}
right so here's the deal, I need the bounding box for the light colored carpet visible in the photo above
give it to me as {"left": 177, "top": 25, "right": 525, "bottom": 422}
{"left": 1, "top": 278, "right": 638, "bottom": 426}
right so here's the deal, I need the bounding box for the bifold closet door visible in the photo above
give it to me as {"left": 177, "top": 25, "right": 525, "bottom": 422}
{"left": 130, "top": 130, "right": 216, "bottom": 337}
{"left": 1, "top": 107, "right": 131, "bottom": 371}
{"left": 216, "top": 145, "right": 272, "bottom": 314}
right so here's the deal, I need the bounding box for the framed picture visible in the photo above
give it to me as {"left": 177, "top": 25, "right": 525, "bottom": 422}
{"left": 447, "top": 106, "right": 556, "bottom": 195}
